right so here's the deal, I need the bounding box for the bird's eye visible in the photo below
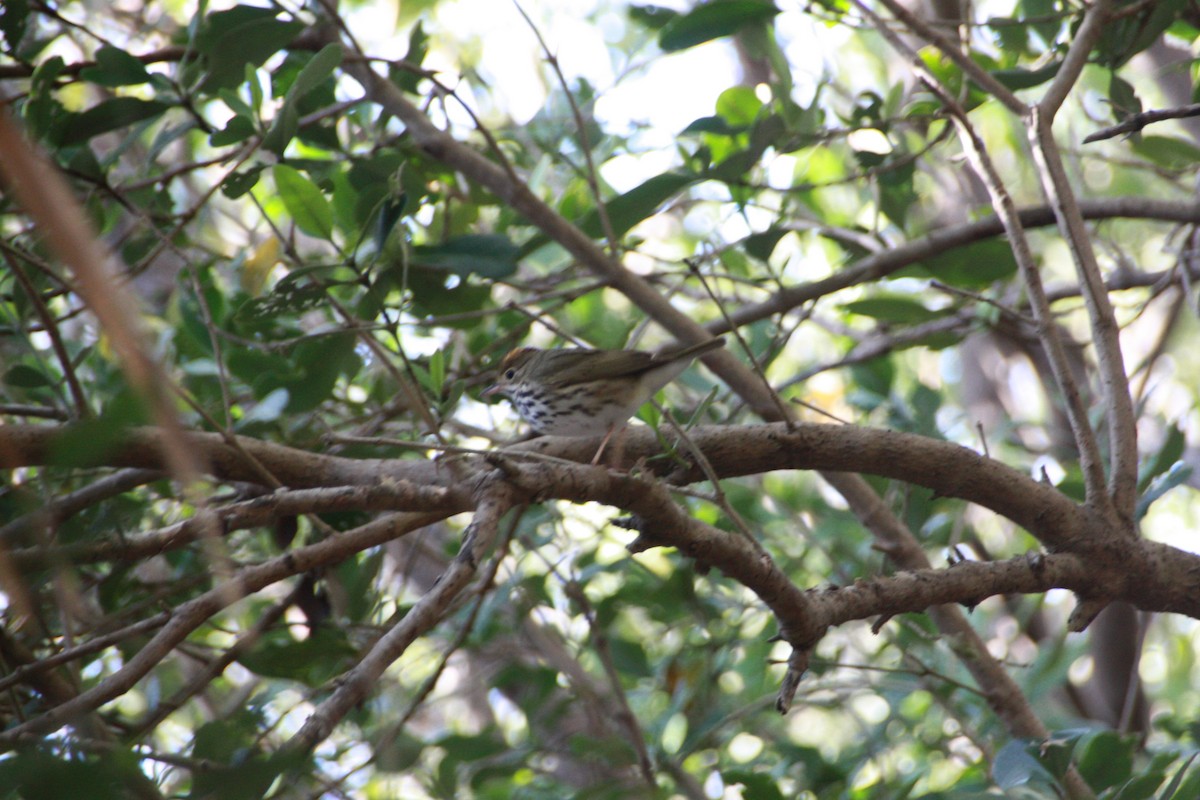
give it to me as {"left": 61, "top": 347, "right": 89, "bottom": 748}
{"left": 504, "top": 369, "right": 516, "bottom": 380}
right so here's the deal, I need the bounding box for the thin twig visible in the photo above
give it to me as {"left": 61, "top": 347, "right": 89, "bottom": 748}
{"left": 1084, "top": 103, "right": 1200, "bottom": 144}
{"left": 851, "top": 1, "right": 1109, "bottom": 510}
{"left": 512, "top": 0, "right": 621, "bottom": 257}
{"left": 1037, "top": 0, "right": 1112, "bottom": 119}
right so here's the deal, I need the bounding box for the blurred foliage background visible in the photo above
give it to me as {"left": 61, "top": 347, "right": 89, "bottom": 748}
{"left": 3, "top": 0, "right": 1200, "bottom": 797}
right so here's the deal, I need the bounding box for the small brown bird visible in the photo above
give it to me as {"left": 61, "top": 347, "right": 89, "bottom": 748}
{"left": 484, "top": 338, "right": 724, "bottom": 463}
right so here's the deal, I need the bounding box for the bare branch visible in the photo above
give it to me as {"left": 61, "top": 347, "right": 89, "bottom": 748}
{"left": 714, "top": 198, "right": 1200, "bottom": 335}
{"left": 284, "top": 485, "right": 515, "bottom": 754}
{"left": 1084, "top": 103, "right": 1200, "bottom": 143}
{"left": 9, "top": 483, "right": 461, "bottom": 569}
{"left": 1038, "top": 0, "right": 1113, "bottom": 120}
{"left": 849, "top": 3, "right": 1110, "bottom": 509}
{"left": 0, "top": 424, "right": 466, "bottom": 493}
{"left": 1029, "top": 110, "right": 1140, "bottom": 523}
{"left": 0, "top": 511, "right": 443, "bottom": 747}
{"left": 863, "top": 0, "right": 1024, "bottom": 115}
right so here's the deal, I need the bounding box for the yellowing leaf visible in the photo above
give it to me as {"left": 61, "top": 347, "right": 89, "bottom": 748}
{"left": 241, "top": 237, "right": 281, "bottom": 296}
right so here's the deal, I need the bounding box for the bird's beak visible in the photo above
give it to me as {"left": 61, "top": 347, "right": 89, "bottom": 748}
{"left": 482, "top": 384, "right": 501, "bottom": 398}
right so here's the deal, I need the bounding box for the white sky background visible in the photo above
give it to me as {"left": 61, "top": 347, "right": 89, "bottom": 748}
{"left": 349, "top": 0, "right": 840, "bottom": 193}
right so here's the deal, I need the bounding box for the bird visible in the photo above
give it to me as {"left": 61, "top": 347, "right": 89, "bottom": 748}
{"left": 483, "top": 337, "right": 725, "bottom": 464}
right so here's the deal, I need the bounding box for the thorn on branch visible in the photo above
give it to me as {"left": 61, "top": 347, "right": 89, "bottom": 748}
{"left": 611, "top": 514, "right": 642, "bottom": 533}
{"left": 1068, "top": 596, "right": 1108, "bottom": 632}
{"left": 775, "top": 647, "right": 812, "bottom": 714}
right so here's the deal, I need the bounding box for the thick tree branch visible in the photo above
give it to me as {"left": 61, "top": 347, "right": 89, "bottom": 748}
{"left": 0, "top": 424, "right": 459, "bottom": 492}
{"left": 830, "top": 476, "right": 1057, "bottom": 739}
{"left": 4, "top": 420, "right": 1079, "bottom": 547}
{"left": 1028, "top": 111, "right": 1139, "bottom": 523}
{"left": 329, "top": 39, "right": 1041, "bottom": 730}
{"left": 810, "top": 553, "right": 1092, "bottom": 631}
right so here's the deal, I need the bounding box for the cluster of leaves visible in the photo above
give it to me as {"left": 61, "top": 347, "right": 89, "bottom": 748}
{"left": 2, "top": 0, "right": 1200, "bottom": 798}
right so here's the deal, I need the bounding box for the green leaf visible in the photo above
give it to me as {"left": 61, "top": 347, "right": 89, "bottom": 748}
{"left": 189, "top": 756, "right": 287, "bottom": 800}
{"left": 715, "top": 85, "right": 763, "bottom": 126}
{"left": 1136, "top": 462, "right": 1193, "bottom": 521}
{"left": 1108, "top": 74, "right": 1142, "bottom": 121}
{"left": 261, "top": 100, "right": 298, "bottom": 156}
{"left": 743, "top": 227, "right": 787, "bottom": 261}
{"left": 428, "top": 348, "right": 446, "bottom": 394}
{"left": 723, "top": 769, "right": 786, "bottom": 800}
{"left": 435, "top": 732, "right": 509, "bottom": 763}
{"left": 1132, "top": 135, "right": 1200, "bottom": 171}
{"left": 22, "top": 56, "right": 66, "bottom": 140}
{"left": 1110, "top": 772, "right": 1164, "bottom": 800}
{"left": 878, "top": 158, "right": 916, "bottom": 227}
{"left": 193, "top": 6, "right": 305, "bottom": 91}
{"left": 681, "top": 114, "right": 744, "bottom": 136}
{"left": 48, "top": 395, "right": 148, "bottom": 467}
{"left": 390, "top": 22, "right": 429, "bottom": 93}
{"left": 564, "top": 291, "right": 635, "bottom": 349}
{"left": 990, "top": 61, "right": 1062, "bottom": 90}
{"left": 373, "top": 194, "right": 408, "bottom": 251}
{"left": 222, "top": 165, "right": 264, "bottom": 198}
{"left": 842, "top": 295, "right": 941, "bottom": 324}
{"left": 579, "top": 172, "right": 698, "bottom": 240}
{"left": 911, "top": 238, "right": 1018, "bottom": 288}
{"left": 1036, "top": 728, "right": 1084, "bottom": 779}
{"left": 218, "top": 86, "right": 256, "bottom": 120}
{"left": 59, "top": 97, "right": 171, "bottom": 145}
{"left": 1020, "top": 0, "right": 1062, "bottom": 49}
{"left": 263, "top": 43, "right": 343, "bottom": 154}
{"left": 238, "top": 387, "right": 290, "bottom": 427}
{"left": 287, "top": 42, "right": 343, "bottom": 103}
{"left": 79, "top": 45, "right": 151, "bottom": 86}
{"left": 1164, "top": 754, "right": 1200, "bottom": 800}
{"left": 993, "top": 740, "right": 1057, "bottom": 789}
{"left": 288, "top": 333, "right": 358, "bottom": 412}
{"left": 4, "top": 363, "right": 53, "bottom": 388}
{"left": 608, "top": 636, "right": 652, "bottom": 677}
{"left": 630, "top": 4, "right": 679, "bottom": 30}
{"left": 210, "top": 114, "right": 256, "bottom": 147}
{"left": 659, "top": 0, "right": 780, "bottom": 52}
{"left": 0, "top": 748, "right": 136, "bottom": 800}
{"left": 273, "top": 164, "right": 334, "bottom": 240}
{"left": 0, "top": 0, "right": 31, "bottom": 53}
{"left": 193, "top": 708, "right": 266, "bottom": 763}
{"left": 1139, "top": 424, "right": 1185, "bottom": 492}
{"left": 236, "top": 628, "right": 356, "bottom": 685}
{"left": 850, "top": 356, "right": 895, "bottom": 399}
{"left": 411, "top": 234, "right": 520, "bottom": 279}
{"left": 1093, "top": 0, "right": 1187, "bottom": 69}
{"left": 406, "top": 268, "right": 493, "bottom": 321}
{"left": 1076, "top": 730, "right": 1134, "bottom": 791}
